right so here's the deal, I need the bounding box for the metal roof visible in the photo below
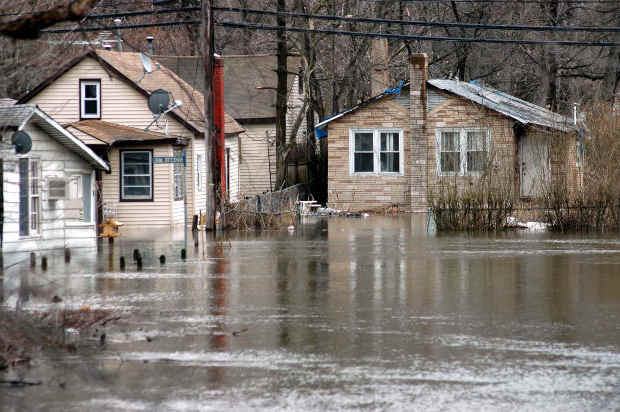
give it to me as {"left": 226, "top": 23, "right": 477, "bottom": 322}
{"left": 428, "top": 79, "right": 576, "bottom": 132}
{"left": 316, "top": 79, "right": 576, "bottom": 132}
{"left": 0, "top": 104, "right": 109, "bottom": 171}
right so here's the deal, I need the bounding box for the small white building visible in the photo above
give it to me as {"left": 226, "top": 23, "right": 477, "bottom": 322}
{"left": 1, "top": 104, "right": 109, "bottom": 264}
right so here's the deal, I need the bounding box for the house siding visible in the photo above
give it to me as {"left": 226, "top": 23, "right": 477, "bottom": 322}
{"left": 2, "top": 123, "right": 97, "bottom": 259}
{"left": 237, "top": 123, "right": 276, "bottom": 197}
{"left": 326, "top": 98, "right": 411, "bottom": 211}
{"left": 26, "top": 57, "right": 203, "bottom": 227}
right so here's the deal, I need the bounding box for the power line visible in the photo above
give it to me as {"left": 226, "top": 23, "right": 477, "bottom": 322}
{"left": 212, "top": 7, "right": 620, "bottom": 33}
{"left": 40, "top": 19, "right": 620, "bottom": 47}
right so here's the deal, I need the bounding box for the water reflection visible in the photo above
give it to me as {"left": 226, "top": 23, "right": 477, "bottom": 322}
{"left": 1, "top": 216, "right": 619, "bottom": 410}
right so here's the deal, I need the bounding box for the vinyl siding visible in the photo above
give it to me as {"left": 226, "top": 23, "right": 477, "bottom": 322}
{"left": 25, "top": 56, "right": 202, "bottom": 227}
{"left": 2, "top": 124, "right": 97, "bottom": 256}
{"left": 238, "top": 123, "right": 276, "bottom": 197}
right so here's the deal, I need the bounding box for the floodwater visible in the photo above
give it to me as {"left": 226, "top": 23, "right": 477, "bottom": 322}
{"left": 1, "top": 215, "right": 620, "bottom": 411}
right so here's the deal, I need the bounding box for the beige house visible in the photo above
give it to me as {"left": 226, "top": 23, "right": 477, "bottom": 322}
{"left": 154, "top": 54, "right": 307, "bottom": 201}
{"left": 18, "top": 50, "right": 243, "bottom": 227}
{"left": 316, "top": 54, "right": 580, "bottom": 212}
{"left": 1, "top": 104, "right": 109, "bottom": 264}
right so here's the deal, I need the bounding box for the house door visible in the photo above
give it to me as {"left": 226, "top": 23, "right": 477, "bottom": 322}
{"left": 520, "top": 134, "right": 550, "bottom": 198}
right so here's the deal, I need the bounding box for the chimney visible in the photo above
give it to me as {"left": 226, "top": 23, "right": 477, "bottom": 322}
{"left": 409, "top": 53, "right": 428, "bottom": 212}
{"left": 370, "top": 38, "right": 390, "bottom": 96}
{"left": 146, "top": 36, "right": 154, "bottom": 55}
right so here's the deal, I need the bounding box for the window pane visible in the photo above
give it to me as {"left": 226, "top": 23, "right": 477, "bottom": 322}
{"left": 381, "top": 132, "right": 398, "bottom": 151}
{"left": 441, "top": 132, "right": 459, "bottom": 151}
{"left": 467, "top": 131, "right": 485, "bottom": 151}
{"left": 380, "top": 153, "right": 399, "bottom": 172}
{"left": 467, "top": 152, "right": 486, "bottom": 172}
{"left": 124, "top": 187, "right": 151, "bottom": 197}
{"left": 354, "top": 153, "right": 373, "bottom": 172}
{"left": 124, "top": 176, "right": 151, "bottom": 186}
{"left": 84, "top": 84, "right": 98, "bottom": 98}
{"left": 123, "top": 152, "right": 149, "bottom": 163}
{"left": 84, "top": 100, "right": 98, "bottom": 115}
{"left": 441, "top": 152, "right": 460, "bottom": 172}
{"left": 355, "top": 133, "right": 373, "bottom": 151}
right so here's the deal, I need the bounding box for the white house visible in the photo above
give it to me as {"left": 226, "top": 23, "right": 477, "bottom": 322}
{"left": 1, "top": 104, "right": 109, "bottom": 264}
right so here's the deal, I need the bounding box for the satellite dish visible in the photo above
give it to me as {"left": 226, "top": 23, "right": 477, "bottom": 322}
{"left": 12, "top": 131, "right": 32, "bottom": 154}
{"left": 140, "top": 52, "right": 153, "bottom": 73}
{"left": 148, "top": 89, "right": 171, "bottom": 114}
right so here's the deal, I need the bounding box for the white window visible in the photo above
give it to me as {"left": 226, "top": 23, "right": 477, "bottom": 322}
{"left": 436, "top": 128, "right": 489, "bottom": 175}
{"left": 80, "top": 80, "right": 101, "bottom": 119}
{"left": 349, "top": 129, "right": 404, "bottom": 175}
{"left": 173, "top": 148, "right": 184, "bottom": 200}
{"left": 121, "top": 151, "right": 152, "bottom": 201}
{"left": 196, "top": 153, "right": 204, "bottom": 192}
{"left": 19, "top": 158, "right": 40, "bottom": 236}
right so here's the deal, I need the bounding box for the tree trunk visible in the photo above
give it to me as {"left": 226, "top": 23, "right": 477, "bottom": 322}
{"left": 275, "top": 0, "right": 288, "bottom": 190}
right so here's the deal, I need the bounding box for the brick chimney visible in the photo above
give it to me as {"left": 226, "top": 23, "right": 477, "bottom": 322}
{"left": 370, "top": 38, "right": 390, "bottom": 96}
{"left": 409, "top": 53, "right": 428, "bottom": 212}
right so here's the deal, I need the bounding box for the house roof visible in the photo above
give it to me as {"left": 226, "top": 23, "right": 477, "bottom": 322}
{"left": 0, "top": 98, "right": 16, "bottom": 107}
{"left": 65, "top": 120, "right": 187, "bottom": 146}
{"left": 316, "top": 79, "right": 576, "bottom": 132}
{"left": 153, "top": 54, "right": 301, "bottom": 121}
{"left": 0, "top": 104, "right": 109, "bottom": 171}
{"left": 17, "top": 50, "right": 244, "bottom": 136}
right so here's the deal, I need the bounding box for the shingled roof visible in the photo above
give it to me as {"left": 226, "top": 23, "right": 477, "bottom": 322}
{"left": 18, "top": 50, "right": 244, "bottom": 136}
{"left": 154, "top": 54, "right": 301, "bottom": 121}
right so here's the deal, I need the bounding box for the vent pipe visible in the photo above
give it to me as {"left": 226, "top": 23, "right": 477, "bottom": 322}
{"left": 146, "top": 36, "right": 154, "bottom": 55}
{"left": 114, "top": 19, "right": 123, "bottom": 52}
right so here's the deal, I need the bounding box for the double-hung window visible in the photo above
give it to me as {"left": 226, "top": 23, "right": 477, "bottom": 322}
{"left": 196, "top": 153, "right": 204, "bottom": 192}
{"left": 80, "top": 79, "right": 100, "bottom": 119}
{"left": 19, "top": 158, "right": 40, "bottom": 236}
{"left": 350, "top": 129, "right": 404, "bottom": 175}
{"left": 437, "top": 128, "right": 489, "bottom": 175}
{"left": 173, "top": 148, "right": 184, "bottom": 200}
{"left": 120, "top": 150, "right": 152, "bottom": 201}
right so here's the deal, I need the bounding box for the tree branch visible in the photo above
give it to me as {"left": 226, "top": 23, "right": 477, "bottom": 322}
{"left": 0, "top": 0, "right": 98, "bottom": 39}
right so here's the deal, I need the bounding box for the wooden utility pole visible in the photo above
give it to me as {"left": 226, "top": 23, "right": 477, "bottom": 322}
{"left": 275, "top": 0, "right": 288, "bottom": 190}
{"left": 202, "top": 0, "right": 215, "bottom": 230}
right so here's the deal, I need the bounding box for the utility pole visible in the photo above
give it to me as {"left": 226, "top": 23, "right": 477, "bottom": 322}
{"left": 275, "top": 0, "right": 288, "bottom": 190}
{"left": 202, "top": 0, "right": 215, "bottom": 230}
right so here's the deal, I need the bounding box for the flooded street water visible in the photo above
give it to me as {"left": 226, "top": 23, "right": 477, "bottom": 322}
{"left": 1, "top": 215, "right": 620, "bottom": 411}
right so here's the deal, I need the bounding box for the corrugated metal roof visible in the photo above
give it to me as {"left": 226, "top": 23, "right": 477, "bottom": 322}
{"left": 428, "top": 79, "right": 575, "bottom": 132}
{"left": 316, "top": 79, "right": 576, "bottom": 133}
{"left": 0, "top": 104, "right": 109, "bottom": 171}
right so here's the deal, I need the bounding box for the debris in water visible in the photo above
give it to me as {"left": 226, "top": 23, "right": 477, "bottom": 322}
{"left": 232, "top": 328, "right": 248, "bottom": 336}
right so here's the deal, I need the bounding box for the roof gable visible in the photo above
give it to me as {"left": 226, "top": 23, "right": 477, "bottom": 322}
{"left": 18, "top": 50, "right": 244, "bottom": 136}
{"left": 0, "top": 104, "right": 109, "bottom": 171}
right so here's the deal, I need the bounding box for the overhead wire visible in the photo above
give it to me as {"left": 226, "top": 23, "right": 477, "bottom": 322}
{"left": 41, "top": 20, "right": 620, "bottom": 47}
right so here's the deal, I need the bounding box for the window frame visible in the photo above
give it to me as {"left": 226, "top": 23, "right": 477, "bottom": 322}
{"left": 436, "top": 128, "right": 490, "bottom": 176}
{"left": 348, "top": 128, "right": 404, "bottom": 176}
{"left": 79, "top": 79, "right": 101, "bottom": 119}
{"left": 19, "top": 157, "right": 41, "bottom": 237}
{"left": 196, "top": 153, "right": 204, "bottom": 193}
{"left": 173, "top": 148, "right": 184, "bottom": 201}
{"left": 120, "top": 150, "right": 153, "bottom": 202}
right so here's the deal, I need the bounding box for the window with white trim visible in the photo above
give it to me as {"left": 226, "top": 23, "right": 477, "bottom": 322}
{"left": 80, "top": 80, "right": 100, "bottom": 119}
{"left": 437, "top": 128, "right": 489, "bottom": 175}
{"left": 196, "top": 153, "right": 204, "bottom": 192}
{"left": 349, "top": 129, "right": 404, "bottom": 175}
{"left": 120, "top": 151, "right": 152, "bottom": 201}
{"left": 19, "top": 158, "right": 40, "bottom": 236}
{"left": 173, "top": 148, "right": 184, "bottom": 200}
